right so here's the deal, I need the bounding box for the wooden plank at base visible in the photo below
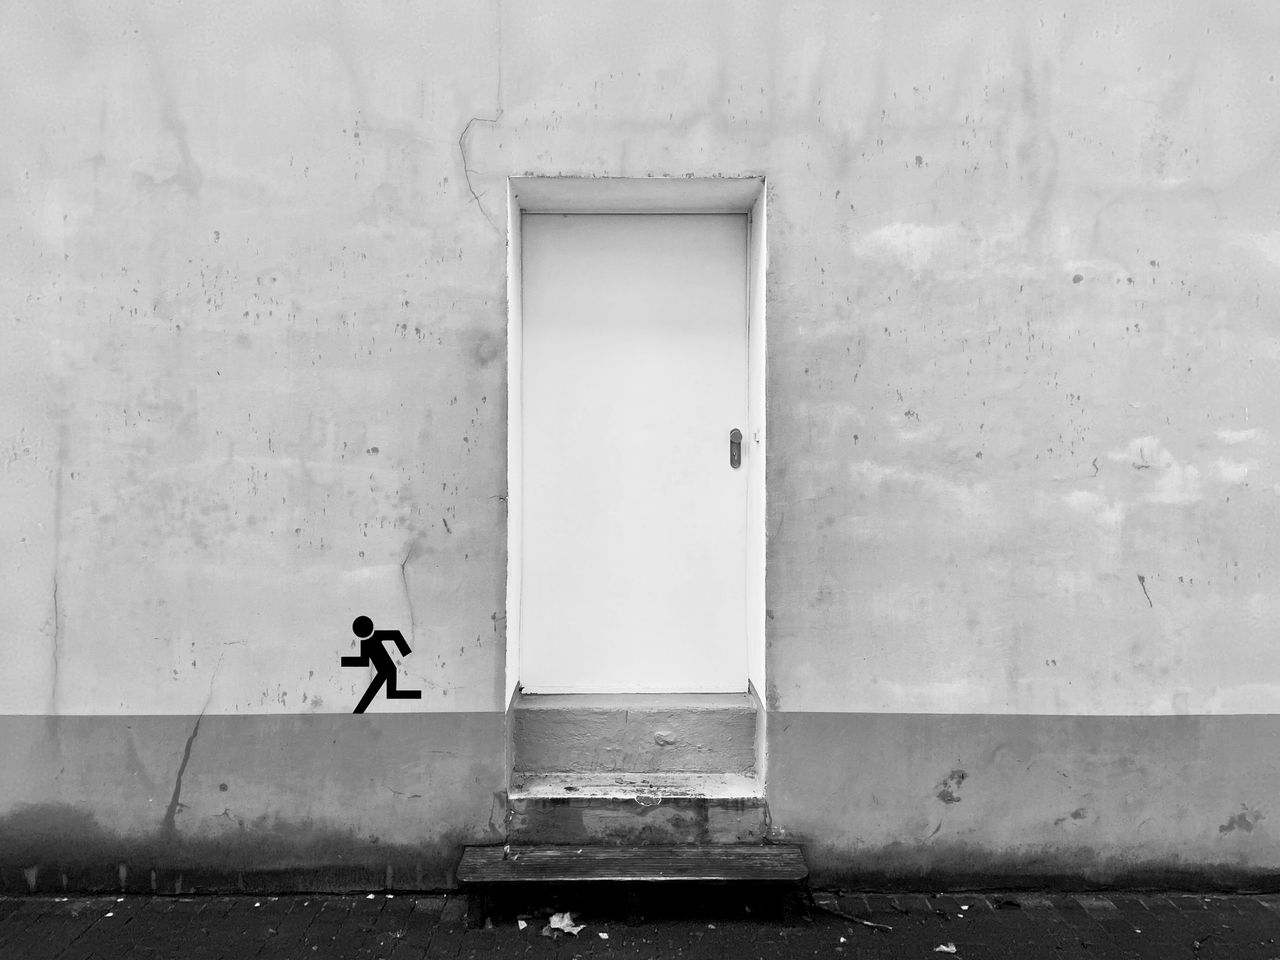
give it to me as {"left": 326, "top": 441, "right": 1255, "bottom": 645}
{"left": 457, "top": 844, "right": 807, "bottom": 883}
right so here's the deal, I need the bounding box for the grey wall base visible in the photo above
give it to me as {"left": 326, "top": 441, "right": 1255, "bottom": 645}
{"left": 4, "top": 712, "right": 1280, "bottom": 893}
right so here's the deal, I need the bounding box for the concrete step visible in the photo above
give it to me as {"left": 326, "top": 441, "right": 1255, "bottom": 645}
{"left": 511, "top": 692, "right": 758, "bottom": 775}
{"left": 458, "top": 843, "right": 807, "bottom": 882}
{"left": 506, "top": 782, "right": 769, "bottom": 845}
{"left": 509, "top": 771, "right": 762, "bottom": 800}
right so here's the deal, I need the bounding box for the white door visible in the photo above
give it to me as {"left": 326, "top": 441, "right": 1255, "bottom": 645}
{"left": 520, "top": 213, "right": 748, "bottom": 693}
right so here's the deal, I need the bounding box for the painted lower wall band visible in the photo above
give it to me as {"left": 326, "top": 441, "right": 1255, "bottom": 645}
{"left": 3, "top": 712, "right": 1276, "bottom": 892}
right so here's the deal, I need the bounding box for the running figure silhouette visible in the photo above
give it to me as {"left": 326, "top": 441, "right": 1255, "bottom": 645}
{"left": 341, "top": 616, "right": 423, "bottom": 714}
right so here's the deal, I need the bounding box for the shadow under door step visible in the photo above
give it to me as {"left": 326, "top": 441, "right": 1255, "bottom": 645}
{"left": 457, "top": 843, "right": 808, "bottom": 883}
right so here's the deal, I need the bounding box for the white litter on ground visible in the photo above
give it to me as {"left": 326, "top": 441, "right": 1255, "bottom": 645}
{"left": 546, "top": 912, "right": 584, "bottom": 935}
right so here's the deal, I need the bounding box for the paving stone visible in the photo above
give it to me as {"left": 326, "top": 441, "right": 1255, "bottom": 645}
{"left": 953, "top": 893, "right": 996, "bottom": 915}
{"left": 388, "top": 942, "right": 431, "bottom": 960}
{"left": 1172, "top": 894, "right": 1214, "bottom": 913}
{"left": 888, "top": 893, "right": 933, "bottom": 915}
{"left": 1074, "top": 893, "right": 1119, "bottom": 916}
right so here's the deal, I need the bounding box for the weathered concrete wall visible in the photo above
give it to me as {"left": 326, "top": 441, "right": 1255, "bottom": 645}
{"left": 0, "top": 714, "right": 506, "bottom": 891}
{"left": 3, "top": 0, "right": 1279, "bottom": 887}
{"left": 769, "top": 714, "right": 1280, "bottom": 887}
{"left": 2, "top": 1, "right": 508, "bottom": 718}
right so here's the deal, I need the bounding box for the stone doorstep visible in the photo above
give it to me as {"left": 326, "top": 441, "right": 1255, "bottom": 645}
{"left": 457, "top": 843, "right": 808, "bottom": 883}
{"left": 508, "top": 771, "right": 763, "bottom": 801}
{"left": 507, "top": 693, "right": 767, "bottom": 846}
{"left": 510, "top": 692, "right": 760, "bottom": 776}
{"left": 506, "top": 774, "right": 769, "bottom": 846}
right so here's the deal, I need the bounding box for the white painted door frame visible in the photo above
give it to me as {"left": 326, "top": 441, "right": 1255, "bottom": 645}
{"left": 504, "top": 177, "right": 767, "bottom": 700}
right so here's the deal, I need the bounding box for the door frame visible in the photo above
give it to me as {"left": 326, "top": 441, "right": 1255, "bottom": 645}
{"left": 504, "top": 176, "right": 767, "bottom": 701}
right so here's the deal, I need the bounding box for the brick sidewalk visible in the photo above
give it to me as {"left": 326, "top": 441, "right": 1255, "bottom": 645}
{"left": 2, "top": 889, "right": 1278, "bottom": 959}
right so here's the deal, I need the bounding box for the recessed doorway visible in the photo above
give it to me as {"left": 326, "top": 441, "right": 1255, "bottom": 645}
{"left": 506, "top": 177, "right": 767, "bottom": 699}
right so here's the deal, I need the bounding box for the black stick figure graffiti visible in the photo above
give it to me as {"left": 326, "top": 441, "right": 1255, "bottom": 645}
{"left": 341, "top": 616, "right": 423, "bottom": 714}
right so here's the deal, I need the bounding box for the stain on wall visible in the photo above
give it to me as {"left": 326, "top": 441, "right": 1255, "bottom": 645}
{"left": 935, "top": 769, "right": 967, "bottom": 805}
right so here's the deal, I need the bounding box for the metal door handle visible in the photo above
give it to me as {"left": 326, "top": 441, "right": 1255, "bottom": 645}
{"left": 729, "top": 428, "right": 743, "bottom": 469}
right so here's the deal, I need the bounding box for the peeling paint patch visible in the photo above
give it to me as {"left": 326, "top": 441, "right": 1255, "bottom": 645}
{"left": 1063, "top": 490, "right": 1125, "bottom": 527}
{"left": 1214, "top": 459, "right": 1251, "bottom": 483}
{"left": 1109, "top": 437, "right": 1203, "bottom": 504}
{"left": 1240, "top": 230, "right": 1280, "bottom": 268}
{"left": 1149, "top": 462, "right": 1203, "bottom": 504}
{"left": 851, "top": 462, "right": 993, "bottom": 520}
{"left": 1216, "top": 428, "right": 1261, "bottom": 445}
{"left": 854, "top": 222, "right": 960, "bottom": 273}
{"left": 486, "top": 791, "right": 510, "bottom": 840}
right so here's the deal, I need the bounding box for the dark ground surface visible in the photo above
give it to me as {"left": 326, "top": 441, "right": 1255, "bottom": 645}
{"left": 2, "top": 886, "right": 1279, "bottom": 959}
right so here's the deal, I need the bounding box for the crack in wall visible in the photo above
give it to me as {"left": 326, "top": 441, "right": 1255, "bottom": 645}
{"left": 458, "top": 115, "right": 502, "bottom": 231}
{"left": 1136, "top": 573, "right": 1153, "bottom": 608}
{"left": 49, "top": 419, "right": 69, "bottom": 715}
{"left": 161, "top": 713, "right": 202, "bottom": 838}
{"left": 400, "top": 546, "right": 418, "bottom": 644}
{"left": 456, "top": 0, "right": 504, "bottom": 231}
{"left": 161, "top": 659, "right": 221, "bottom": 838}
{"left": 49, "top": 575, "right": 61, "bottom": 713}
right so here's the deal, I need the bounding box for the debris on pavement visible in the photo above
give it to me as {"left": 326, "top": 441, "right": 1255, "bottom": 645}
{"left": 3, "top": 890, "right": 1278, "bottom": 959}
{"left": 810, "top": 892, "right": 893, "bottom": 931}
{"left": 541, "top": 911, "right": 585, "bottom": 937}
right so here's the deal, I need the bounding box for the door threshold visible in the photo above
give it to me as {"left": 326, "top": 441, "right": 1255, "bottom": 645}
{"left": 514, "top": 692, "right": 756, "bottom": 710}
{"left": 508, "top": 771, "right": 763, "bottom": 801}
